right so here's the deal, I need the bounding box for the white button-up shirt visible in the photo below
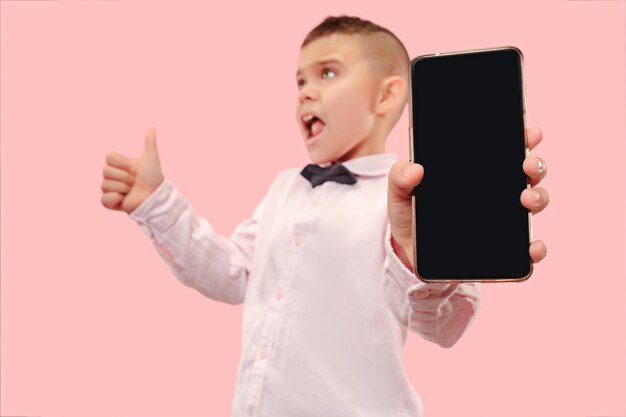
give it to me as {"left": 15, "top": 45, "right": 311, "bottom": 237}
{"left": 128, "top": 152, "right": 480, "bottom": 417}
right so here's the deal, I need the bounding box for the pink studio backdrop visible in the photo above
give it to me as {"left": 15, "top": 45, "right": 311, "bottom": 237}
{"left": 1, "top": 1, "right": 624, "bottom": 417}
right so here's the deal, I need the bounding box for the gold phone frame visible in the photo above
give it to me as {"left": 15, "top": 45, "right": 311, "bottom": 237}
{"left": 408, "top": 45, "right": 533, "bottom": 284}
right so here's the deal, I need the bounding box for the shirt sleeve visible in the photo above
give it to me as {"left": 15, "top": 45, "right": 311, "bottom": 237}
{"left": 382, "top": 223, "right": 481, "bottom": 348}
{"left": 127, "top": 178, "right": 269, "bottom": 305}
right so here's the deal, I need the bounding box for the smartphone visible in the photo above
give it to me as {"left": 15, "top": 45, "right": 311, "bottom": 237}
{"left": 408, "top": 46, "right": 532, "bottom": 283}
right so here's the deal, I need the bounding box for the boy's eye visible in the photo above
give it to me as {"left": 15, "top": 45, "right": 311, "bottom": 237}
{"left": 322, "top": 68, "right": 337, "bottom": 79}
{"left": 297, "top": 68, "right": 338, "bottom": 89}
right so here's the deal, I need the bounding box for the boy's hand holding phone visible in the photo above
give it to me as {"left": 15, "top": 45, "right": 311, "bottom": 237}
{"left": 101, "top": 128, "right": 165, "bottom": 214}
{"left": 387, "top": 126, "right": 549, "bottom": 275}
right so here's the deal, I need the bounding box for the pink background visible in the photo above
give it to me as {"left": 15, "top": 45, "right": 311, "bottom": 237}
{"left": 1, "top": 1, "right": 624, "bottom": 416}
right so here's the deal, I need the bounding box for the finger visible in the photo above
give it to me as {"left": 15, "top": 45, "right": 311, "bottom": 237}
{"left": 143, "top": 127, "right": 158, "bottom": 158}
{"left": 101, "top": 178, "right": 131, "bottom": 194}
{"left": 523, "top": 154, "right": 547, "bottom": 187}
{"left": 105, "top": 151, "right": 133, "bottom": 172}
{"left": 526, "top": 127, "right": 543, "bottom": 151}
{"left": 101, "top": 192, "right": 124, "bottom": 210}
{"left": 103, "top": 165, "right": 135, "bottom": 184}
{"left": 529, "top": 240, "right": 548, "bottom": 263}
{"left": 387, "top": 161, "right": 424, "bottom": 251}
{"left": 388, "top": 161, "right": 424, "bottom": 207}
{"left": 520, "top": 186, "right": 549, "bottom": 214}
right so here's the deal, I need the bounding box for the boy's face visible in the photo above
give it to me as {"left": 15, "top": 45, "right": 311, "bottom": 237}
{"left": 296, "top": 33, "right": 381, "bottom": 164}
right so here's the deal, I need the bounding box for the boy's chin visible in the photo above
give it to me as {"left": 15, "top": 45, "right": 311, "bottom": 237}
{"left": 306, "top": 148, "right": 335, "bottom": 165}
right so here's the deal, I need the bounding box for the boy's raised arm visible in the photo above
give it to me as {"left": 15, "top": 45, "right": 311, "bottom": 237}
{"left": 127, "top": 178, "right": 267, "bottom": 305}
{"left": 101, "top": 128, "right": 266, "bottom": 305}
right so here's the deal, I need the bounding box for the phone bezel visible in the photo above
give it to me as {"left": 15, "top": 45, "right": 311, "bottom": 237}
{"left": 407, "top": 45, "right": 533, "bottom": 284}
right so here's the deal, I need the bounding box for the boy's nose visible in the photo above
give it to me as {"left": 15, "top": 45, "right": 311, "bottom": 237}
{"left": 298, "top": 85, "right": 319, "bottom": 104}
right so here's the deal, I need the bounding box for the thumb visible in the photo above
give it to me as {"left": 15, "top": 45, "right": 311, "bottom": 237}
{"left": 388, "top": 161, "right": 424, "bottom": 207}
{"left": 387, "top": 161, "right": 424, "bottom": 272}
{"left": 142, "top": 127, "right": 159, "bottom": 158}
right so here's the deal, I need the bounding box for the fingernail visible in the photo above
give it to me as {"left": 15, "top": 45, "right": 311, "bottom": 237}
{"left": 402, "top": 164, "right": 417, "bottom": 179}
{"left": 533, "top": 191, "right": 541, "bottom": 205}
{"left": 537, "top": 159, "right": 545, "bottom": 174}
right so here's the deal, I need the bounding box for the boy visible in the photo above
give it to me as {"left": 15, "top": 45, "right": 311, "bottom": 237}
{"left": 101, "top": 15, "right": 549, "bottom": 417}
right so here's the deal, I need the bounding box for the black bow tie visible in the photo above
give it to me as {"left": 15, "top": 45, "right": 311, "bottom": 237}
{"left": 300, "top": 163, "right": 358, "bottom": 188}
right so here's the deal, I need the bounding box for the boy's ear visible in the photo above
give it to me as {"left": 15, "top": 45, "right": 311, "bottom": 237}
{"left": 374, "top": 75, "right": 406, "bottom": 116}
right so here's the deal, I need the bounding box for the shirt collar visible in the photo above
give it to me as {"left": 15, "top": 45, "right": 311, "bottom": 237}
{"left": 340, "top": 153, "right": 397, "bottom": 177}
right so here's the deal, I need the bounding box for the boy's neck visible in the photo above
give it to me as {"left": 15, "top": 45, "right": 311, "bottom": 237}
{"left": 336, "top": 139, "right": 386, "bottom": 163}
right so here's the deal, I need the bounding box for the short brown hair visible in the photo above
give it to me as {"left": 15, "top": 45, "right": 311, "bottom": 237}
{"left": 301, "top": 15, "right": 409, "bottom": 83}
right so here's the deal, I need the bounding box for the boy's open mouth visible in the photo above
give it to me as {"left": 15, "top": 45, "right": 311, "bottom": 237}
{"left": 303, "top": 114, "right": 326, "bottom": 140}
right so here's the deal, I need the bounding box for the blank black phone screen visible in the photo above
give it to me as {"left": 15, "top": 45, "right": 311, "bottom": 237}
{"left": 410, "top": 48, "right": 532, "bottom": 281}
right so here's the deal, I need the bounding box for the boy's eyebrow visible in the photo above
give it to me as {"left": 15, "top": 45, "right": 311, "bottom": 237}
{"left": 296, "top": 57, "right": 343, "bottom": 78}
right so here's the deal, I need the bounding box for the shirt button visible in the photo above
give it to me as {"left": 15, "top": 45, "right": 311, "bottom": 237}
{"left": 259, "top": 346, "right": 269, "bottom": 359}
{"left": 293, "top": 235, "right": 303, "bottom": 246}
{"left": 310, "top": 196, "right": 319, "bottom": 206}
{"left": 412, "top": 288, "right": 430, "bottom": 299}
{"left": 276, "top": 289, "right": 284, "bottom": 300}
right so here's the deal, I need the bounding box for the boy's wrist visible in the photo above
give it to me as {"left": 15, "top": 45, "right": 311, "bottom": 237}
{"left": 390, "top": 234, "right": 415, "bottom": 273}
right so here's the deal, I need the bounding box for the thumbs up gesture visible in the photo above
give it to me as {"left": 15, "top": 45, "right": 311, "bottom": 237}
{"left": 101, "top": 128, "right": 165, "bottom": 214}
